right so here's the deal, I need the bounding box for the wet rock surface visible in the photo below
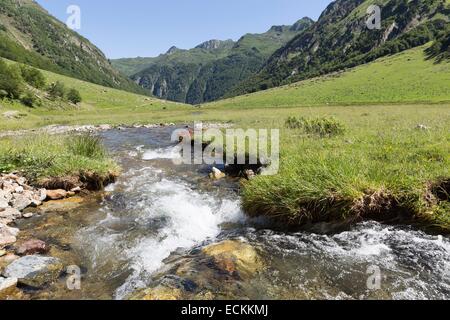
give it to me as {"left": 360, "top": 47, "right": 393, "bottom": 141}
{"left": 2, "top": 255, "right": 64, "bottom": 288}
{"left": 128, "top": 240, "right": 264, "bottom": 300}
{"left": 16, "top": 239, "right": 49, "bottom": 256}
{"left": 0, "top": 276, "right": 18, "bottom": 298}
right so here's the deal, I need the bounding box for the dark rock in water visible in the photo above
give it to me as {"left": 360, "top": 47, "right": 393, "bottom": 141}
{"left": 160, "top": 275, "right": 198, "bottom": 293}
{"left": 16, "top": 239, "right": 49, "bottom": 256}
{"left": 3, "top": 255, "right": 64, "bottom": 288}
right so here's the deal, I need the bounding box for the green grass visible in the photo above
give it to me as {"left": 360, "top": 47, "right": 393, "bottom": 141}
{"left": 0, "top": 58, "right": 189, "bottom": 131}
{"left": 208, "top": 45, "right": 450, "bottom": 109}
{"left": 237, "top": 104, "right": 450, "bottom": 231}
{"left": 0, "top": 134, "right": 119, "bottom": 184}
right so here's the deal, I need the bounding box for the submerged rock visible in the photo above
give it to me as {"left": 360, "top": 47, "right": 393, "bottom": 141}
{"left": 0, "top": 277, "right": 18, "bottom": 298}
{"left": 130, "top": 285, "right": 184, "bottom": 301}
{"left": 16, "top": 239, "right": 49, "bottom": 256}
{"left": 209, "top": 167, "right": 226, "bottom": 180}
{"left": 3, "top": 255, "right": 64, "bottom": 288}
{"left": 202, "top": 240, "right": 263, "bottom": 277}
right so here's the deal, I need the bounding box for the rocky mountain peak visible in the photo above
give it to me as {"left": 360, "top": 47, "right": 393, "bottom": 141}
{"left": 195, "top": 39, "right": 233, "bottom": 50}
{"left": 166, "top": 46, "right": 181, "bottom": 55}
{"left": 290, "top": 17, "right": 315, "bottom": 31}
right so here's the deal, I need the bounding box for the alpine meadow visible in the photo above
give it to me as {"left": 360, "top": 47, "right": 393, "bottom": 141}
{"left": 0, "top": 0, "right": 449, "bottom": 304}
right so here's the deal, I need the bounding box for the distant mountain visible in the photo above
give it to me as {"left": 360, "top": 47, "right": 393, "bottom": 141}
{"left": 230, "top": 0, "right": 450, "bottom": 96}
{"left": 112, "top": 17, "right": 314, "bottom": 104}
{"left": 0, "top": 0, "right": 145, "bottom": 94}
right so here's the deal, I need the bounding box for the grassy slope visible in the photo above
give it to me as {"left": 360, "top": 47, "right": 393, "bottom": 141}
{"left": 0, "top": 59, "right": 189, "bottom": 131}
{"left": 205, "top": 45, "right": 450, "bottom": 232}
{"left": 207, "top": 45, "right": 450, "bottom": 109}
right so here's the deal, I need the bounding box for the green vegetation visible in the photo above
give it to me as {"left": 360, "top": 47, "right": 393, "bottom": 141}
{"left": 1, "top": 44, "right": 449, "bottom": 232}
{"left": 113, "top": 18, "right": 313, "bottom": 104}
{"left": 232, "top": 0, "right": 449, "bottom": 97}
{"left": 0, "top": 58, "right": 186, "bottom": 132}
{"left": 67, "top": 88, "right": 82, "bottom": 104}
{"left": 47, "top": 81, "right": 66, "bottom": 100}
{"left": 285, "top": 116, "right": 346, "bottom": 137}
{"left": 210, "top": 45, "right": 450, "bottom": 108}
{"left": 0, "top": 0, "right": 145, "bottom": 95}
{"left": 0, "top": 59, "right": 23, "bottom": 99}
{"left": 240, "top": 103, "right": 450, "bottom": 233}
{"left": 0, "top": 134, "right": 118, "bottom": 184}
{"left": 0, "top": 60, "right": 90, "bottom": 109}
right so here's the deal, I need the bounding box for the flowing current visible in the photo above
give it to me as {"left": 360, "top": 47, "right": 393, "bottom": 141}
{"left": 22, "top": 127, "right": 450, "bottom": 300}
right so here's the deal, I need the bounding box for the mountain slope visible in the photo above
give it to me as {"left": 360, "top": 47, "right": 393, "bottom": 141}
{"left": 112, "top": 18, "right": 313, "bottom": 104}
{"left": 0, "top": 58, "right": 185, "bottom": 131}
{"left": 207, "top": 44, "right": 450, "bottom": 109}
{"left": 0, "top": 0, "right": 145, "bottom": 94}
{"left": 230, "top": 0, "right": 450, "bottom": 96}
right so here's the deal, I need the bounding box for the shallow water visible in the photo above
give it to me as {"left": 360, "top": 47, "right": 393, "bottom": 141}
{"left": 17, "top": 127, "right": 450, "bottom": 300}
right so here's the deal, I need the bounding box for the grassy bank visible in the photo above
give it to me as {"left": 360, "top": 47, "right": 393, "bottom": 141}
{"left": 0, "top": 134, "right": 119, "bottom": 189}
{"left": 236, "top": 105, "right": 450, "bottom": 232}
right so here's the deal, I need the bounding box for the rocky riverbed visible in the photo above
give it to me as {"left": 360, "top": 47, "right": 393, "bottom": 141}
{"left": 0, "top": 173, "right": 85, "bottom": 298}
{"left": 1, "top": 126, "right": 450, "bottom": 300}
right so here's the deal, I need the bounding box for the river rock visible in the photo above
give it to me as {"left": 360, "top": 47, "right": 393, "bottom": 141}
{"left": 202, "top": 240, "right": 263, "bottom": 277}
{"left": 0, "top": 223, "right": 19, "bottom": 247}
{"left": 0, "top": 208, "right": 22, "bottom": 221}
{"left": 16, "top": 239, "right": 49, "bottom": 256}
{"left": 209, "top": 167, "right": 226, "bottom": 180}
{"left": 0, "top": 250, "right": 5, "bottom": 257}
{"left": 0, "top": 277, "right": 18, "bottom": 298}
{"left": 2, "top": 111, "right": 21, "bottom": 119}
{"left": 46, "top": 189, "right": 67, "bottom": 200}
{"left": 3, "top": 255, "right": 64, "bottom": 288}
{"left": 129, "top": 285, "right": 184, "bottom": 301}
{"left": 243, "top": 169, "right": 256, "bottom": 180}
{"left": 11, "top": 193, "right": 32, "bottom": 211}
{"left": 0, "top": 199, "right": 9, "bottom": 210}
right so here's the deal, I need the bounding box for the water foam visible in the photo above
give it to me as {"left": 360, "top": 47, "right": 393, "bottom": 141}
{"left": 142, "top": 145, "right": 181, "bottom": 160}
{"left": 82, "top": 163, "right": 246, "bottom": 299}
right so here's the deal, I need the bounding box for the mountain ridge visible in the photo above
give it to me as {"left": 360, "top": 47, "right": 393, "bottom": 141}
{"left": 112, "top": 17, "right": 314, "bottom": 103}
{"left": 0, "top": 0, "right": 146, "bottom": 95}
{"left": 229, "top": 0, "right": 450, "bottom": 96}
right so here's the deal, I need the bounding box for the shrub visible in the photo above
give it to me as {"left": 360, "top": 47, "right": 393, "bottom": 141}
{"left": 20, "top": 91, "right": 37, "bottom": 107}
{"left": 67, "top": 88, "right": 82, "bottom": 104}
{"left": 47, "top": 81, "right": 65, "bottom": 99}
{"left": 20, "top": 65, "right": 46, "bottom": 89}
{"left": 286, "top": 116, "right": 346, "bottom": 137}
{"left": 67, "top": 134, "right": 106, "bottom": 159}
{"left": 0, "top": 60, "right": 24, "bottom": 99}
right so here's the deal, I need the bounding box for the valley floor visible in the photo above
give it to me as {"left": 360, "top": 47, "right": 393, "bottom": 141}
{"left": 1, "top": 103, "right": 449, "bottom": 232}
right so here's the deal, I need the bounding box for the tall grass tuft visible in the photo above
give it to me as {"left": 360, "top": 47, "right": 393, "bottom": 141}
{"left": 285, "top": 116, "right": 345, "bottom": 137}
{"left": 67, "top": 134, "right": 106, "bottom": 159}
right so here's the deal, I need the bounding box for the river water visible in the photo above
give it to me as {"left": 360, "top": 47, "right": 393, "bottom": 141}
{"left": 17, "top": 127, "right": 450, "bottom": 300}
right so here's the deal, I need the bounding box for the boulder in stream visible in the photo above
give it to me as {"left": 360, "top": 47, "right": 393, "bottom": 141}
{"left": 202, "top": 240, "right": 263, "bottom": 278}
{"left": 3, "top": 255, "right": 64, "bottom": 288}
{"left": 16, "top": 239, "right": 49, "bottom": 256}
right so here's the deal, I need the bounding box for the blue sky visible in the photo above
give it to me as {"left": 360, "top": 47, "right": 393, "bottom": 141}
{"left": 36, "top": 0, "right": 332, "bottom": 59}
